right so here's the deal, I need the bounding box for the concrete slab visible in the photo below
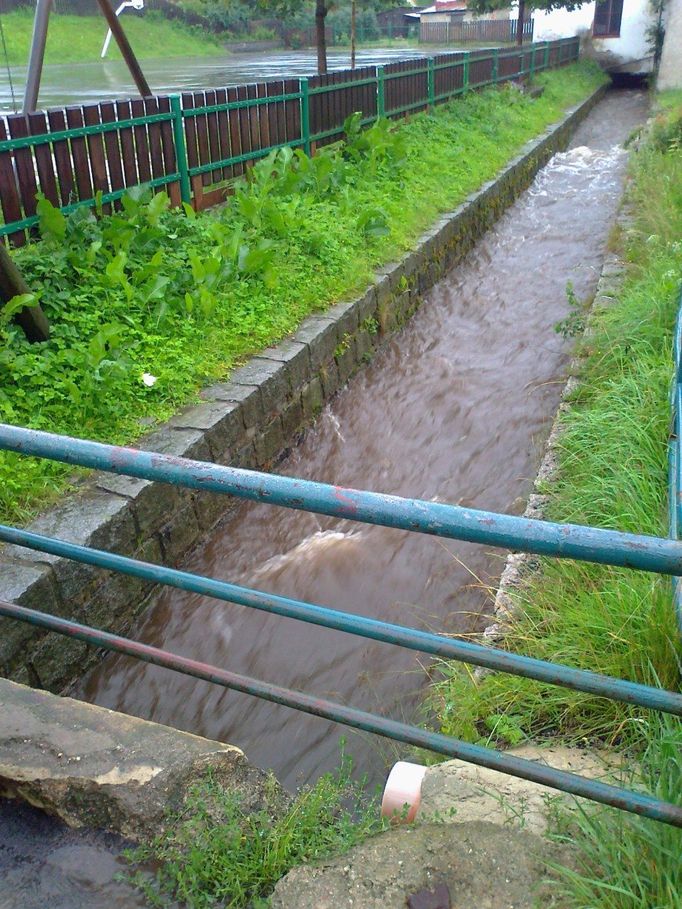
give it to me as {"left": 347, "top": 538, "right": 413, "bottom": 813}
{"left": 0, "top": 678, "right": 283, "bottom": 841}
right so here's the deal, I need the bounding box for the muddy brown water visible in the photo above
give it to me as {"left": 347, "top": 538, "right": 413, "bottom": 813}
{"left": 0, "top": 89, "right": 649, "bottom": 909}
{"left": 78, "top": 91, "right": 649, "bottom": 797}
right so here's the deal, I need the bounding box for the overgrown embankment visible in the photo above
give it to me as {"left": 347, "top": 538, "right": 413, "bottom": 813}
{"left": 1, "top": 8, "right": 224, "bottom": 65}
{"left": 432, "top": 93, "right": 682, "bottom": 907}
{"left": 0, "top": 63, "right": 605, "bottom": 526}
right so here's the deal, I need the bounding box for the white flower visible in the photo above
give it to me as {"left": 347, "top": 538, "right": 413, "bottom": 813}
{"left": 141, "top": 373, "right": 158, "bottom": 387}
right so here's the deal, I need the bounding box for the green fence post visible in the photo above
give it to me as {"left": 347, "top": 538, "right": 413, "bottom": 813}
{"left": 377, "top": 66, "right": 385, "bottom": 118}
{"left": 492, "top": 47, "right": 499, "bottom": 83}
{"left": 299, "top": 78, "right": 311, "bottom": 156}
{"left": 427, "top": 57, "right": 435, "bottom": 108}
{"left": 170, "top": 95, "right": 191, "bottom": 206}
{"left": 544, "top": 41, "right": 550, "bottom": 70}
{"left": 463, "top": 51, "right": 470, "bottom": 92}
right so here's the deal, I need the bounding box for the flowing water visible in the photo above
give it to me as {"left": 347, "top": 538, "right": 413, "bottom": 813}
{"left": 0, "top": 90, "right": 648, "bottom": 908}
{"left": 0, "top": 46, "right": 452, "bottom": 113}
{"left": 80, "top": 90, "right": 649, "bottom": 793}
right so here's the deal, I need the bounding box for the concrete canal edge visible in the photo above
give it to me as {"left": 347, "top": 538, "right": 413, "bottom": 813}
{"left": 0, "top": 83, "right": 607, "bottom": 694}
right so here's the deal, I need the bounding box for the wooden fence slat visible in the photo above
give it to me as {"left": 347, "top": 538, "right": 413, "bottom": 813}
{"left": 7, "top": 115, "right": 39, "bottom": 225}
{"left": 203, "top": 89, "right": 222, "bottom": 185}
{"left": 192, "top": 89, "right": 211, "bottom": 187}
{"left": 247, "top": 83, "right": 261, "bottom": 163}
{"left": 0, "top": 119, "right": 25, "bottom": 246}
{"left": 82, "top": 104, "right": 110, "bottom": 200}
{"left": 100, "top": 101, "right": 125, "bottom": 205}
{"left": 284, "top": 77, "right": 300, "bottom": 147}
{"left": 27, "top": 110, "right": 59, "bottom": 208}
{"left": 115, "top": 99, "right": 139, "bottom": 189}
{"left": 144, "top": 96, "right": 166, "bottom": 190}
{"left": 236, "top": 83, "right": 252, "bottom": 172}
{"left": 214, "top": 87, "right": 230, "bottom": 182}
{"left": 266, "top": 81, "right": 282, "bottom": 152}
{"left": 131, "top": 98, "right": 152, "bottom": 185}
{"left": 226, "top": 86, "right": 243, "bottom": 178}
{"left": 64, "top": 106, "right": 93, "bottom": 202}
{"left": 257, "top": 81, "right": 271, "bottom": 151}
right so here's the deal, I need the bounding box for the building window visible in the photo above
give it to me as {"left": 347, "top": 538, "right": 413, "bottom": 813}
{"left": 593, "top": 0, "right": 623, "bottom": 37}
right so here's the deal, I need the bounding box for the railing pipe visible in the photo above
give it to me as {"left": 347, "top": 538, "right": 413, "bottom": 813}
{"left": 2, "top": 522, "right": 681, "bottom": 716}
{"left": 170, "top": 95, "right": 191, "bottom": 205}
{"left": 1, "top": 599, "right": 681, "bottom": 829}
{"left": 1, "top": 426, "right": 682, "bottom": 577}
{"left": 299, "top": 78, "right": 311, "bottom": 156}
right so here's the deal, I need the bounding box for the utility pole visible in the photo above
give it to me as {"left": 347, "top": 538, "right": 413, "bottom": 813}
{"left": 23, "top": 0, "right": 53, "bottom": 113}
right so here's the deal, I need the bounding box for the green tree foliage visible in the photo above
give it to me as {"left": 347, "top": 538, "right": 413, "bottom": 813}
{"left": 256, "top": 0, "right": 393, "bottom": 73}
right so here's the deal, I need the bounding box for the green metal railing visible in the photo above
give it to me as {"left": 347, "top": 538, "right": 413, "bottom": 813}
{"left": 0, "top": 37, "right": 579, "bottom": 240}
{"left": 669, "top": 287, "right": 682, "bottom": 633}
{"left": 0, "top": 423, "right": 681, "bottom": 828}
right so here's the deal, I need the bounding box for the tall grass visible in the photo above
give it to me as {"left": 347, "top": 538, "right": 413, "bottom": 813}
{"left": 127, "top": 755, "right": 386, "bottom": 908}
{"left": 550, "top": 716, "right": 682, "bottom": 909}
{"left": 432, "top": 94, "right": 682, "bottom": 907}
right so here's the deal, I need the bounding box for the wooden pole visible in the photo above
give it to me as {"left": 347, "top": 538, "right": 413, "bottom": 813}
{"left": 23, "top": 0, "right": 53, "bottom": 114}
{"left": 516, "top": 0, "right": 525, "bottom": 47}
{"left": 315, "top": 0, "right": 328, "bottom": 75}
{"left": 95, "top": 0, "right": 151, "bottom": 97}
{"left": 351, "top": 0, "right": 357, "bottom": 70}
{"left": 0, "top": 244, "right": 50, "bottom": 342}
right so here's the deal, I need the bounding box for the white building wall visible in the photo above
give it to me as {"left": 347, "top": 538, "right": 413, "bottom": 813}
{"left": 659, "top": 0, "right": 682, "bottom": 88}
{"left": 533, "top": 0, "right": 654, "bottom": 73}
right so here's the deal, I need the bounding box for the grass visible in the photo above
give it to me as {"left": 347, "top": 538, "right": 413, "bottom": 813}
{"left": 431, "top": 91, "right": 682, "bottom": 907}
{"left": 549, "top": 716, "right": 682, "bottom": 909}
{"left": 0, "top": 62, "right": 606, "bottom": 526}
{"left": 126, "top": 755, "right": 387, "bottom": 908}
{"left": 0, "top": 8, "right": 224, "bottom": 66}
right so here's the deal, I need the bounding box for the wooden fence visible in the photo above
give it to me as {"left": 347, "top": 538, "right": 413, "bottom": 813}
{"left": 420, "top": 18, "right": 534, "bottom": 44}
{"left": 0, "top": 38, "right": 580, "bottom": 246}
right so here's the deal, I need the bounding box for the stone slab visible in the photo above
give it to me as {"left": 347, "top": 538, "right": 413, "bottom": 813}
{"left": 0, "top": 678, "right": 283, "bottom": 841}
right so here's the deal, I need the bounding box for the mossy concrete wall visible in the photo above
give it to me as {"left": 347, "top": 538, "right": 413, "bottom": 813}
{"left": 0, "top": 85, "right": 607, "bottom": 693}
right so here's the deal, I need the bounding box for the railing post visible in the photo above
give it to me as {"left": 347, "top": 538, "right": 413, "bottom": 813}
{"left": 544, "top": 41, "right": 550, "bottom": 70}
{"left": 170, "top": 95, "right": 191, "bottom": 206}
{"left": 492, "top": 47, "right": 499, "bottom": 83}
{"left": 427, "top": 57, "right": 435, "bottom": 108}
{"left": 299, "top": 77, "right": 311, "bottom": 156}
{"left": 377, "top": 65, "right": 385, "bottom": 118}
{"left": 463, "top": 51, "right": 470, "bottom": 92}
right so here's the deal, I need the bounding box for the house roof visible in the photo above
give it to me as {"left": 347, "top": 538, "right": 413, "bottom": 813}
{"left": 411, "top": 1, "right": 468, "bottom": 15}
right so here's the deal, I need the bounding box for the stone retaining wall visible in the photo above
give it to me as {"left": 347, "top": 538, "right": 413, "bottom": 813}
{"left": 0, "top": 85, "right": 607, "bottom": 693}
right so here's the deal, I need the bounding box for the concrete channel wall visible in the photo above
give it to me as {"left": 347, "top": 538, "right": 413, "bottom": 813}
{"left": 0, "top": 84, "right": 607, "bottom": 694}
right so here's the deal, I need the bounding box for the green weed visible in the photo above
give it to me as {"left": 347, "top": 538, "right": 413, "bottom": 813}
{"left": 126, "top": 755, "right": 386, "bottom": 908}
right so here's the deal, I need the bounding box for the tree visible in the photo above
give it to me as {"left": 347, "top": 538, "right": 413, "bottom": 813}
{"left": 259, "top": 0, "right": 334, "bottom": 73}
{"left": 258, "top": 0, "right": 392, "bottom": 74}
{"left": 467, "top": 0, "right": 585, "bottom": 47}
